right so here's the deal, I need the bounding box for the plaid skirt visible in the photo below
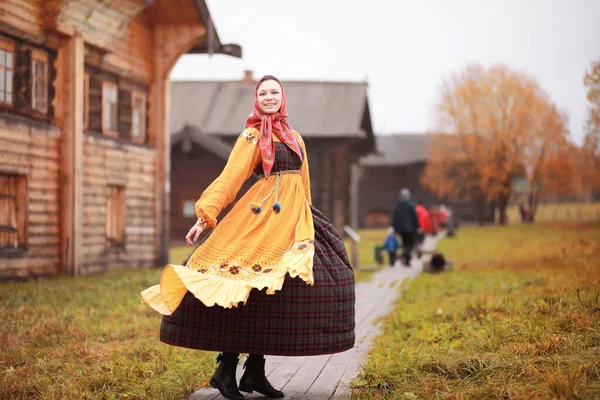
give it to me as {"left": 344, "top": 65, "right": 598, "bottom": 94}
{"left": 159, "top": 206, "right": 356, "bottom": 356}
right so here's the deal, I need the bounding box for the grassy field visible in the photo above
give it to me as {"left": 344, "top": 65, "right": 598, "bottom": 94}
{"left": 352, "top": 223, "right": 600, "bottom": 399}
{"left": 0, "top": 248, "right": 216, "bottom": 400}
{"left": 505, "top": 202, "right": 600, "bottom": 224}
{"left": 0, "top": 238, "right": 384, "bottom": 400}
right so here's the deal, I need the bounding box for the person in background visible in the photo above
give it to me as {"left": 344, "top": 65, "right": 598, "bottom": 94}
{"left": 382, "top": 227, "right": 400, "bottom": 266}
{"left": 414, "top": 200, "right": 433, "bottom": 258}
{"left": 439, "top": 203, "right": 457, "bottom": 235}
{"left": 391, "top": 188, "right": 420, "bottom": 266}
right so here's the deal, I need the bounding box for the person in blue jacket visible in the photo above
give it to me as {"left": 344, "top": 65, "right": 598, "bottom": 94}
{"left": 391, "top": 188, "right": 420, "bottom": 266}
{"left": 382, "top": 227, "right": 400, "bottom": 266}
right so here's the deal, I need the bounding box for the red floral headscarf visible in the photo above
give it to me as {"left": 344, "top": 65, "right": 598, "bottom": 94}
{"left": 245, "top": 75, "right": 304, "bottom": 177}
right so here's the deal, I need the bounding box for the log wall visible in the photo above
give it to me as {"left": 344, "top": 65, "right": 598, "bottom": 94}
{"left": 0, "top": 115, "right": 61, "bottom": 277}
{"left": 81, "top": 133, "right": 157, "bottom": 274}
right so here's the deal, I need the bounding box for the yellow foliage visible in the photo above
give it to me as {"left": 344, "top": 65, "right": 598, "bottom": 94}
{"left": 422, "top": 64, "right": 581, "bottom": 223}
{"left": 583, "top": 58, "right": 600, "bottom": 193}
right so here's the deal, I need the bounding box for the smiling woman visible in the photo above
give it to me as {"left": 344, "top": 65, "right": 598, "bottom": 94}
{"left": 141, "top": 75, "right": 356, "bottom": 399}
{"left": 256, "top": 78, "right": 282, "bottom": 113}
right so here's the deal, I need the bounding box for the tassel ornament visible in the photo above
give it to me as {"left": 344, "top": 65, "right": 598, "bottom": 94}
{"left": 272, "top": 202, "right": 281, "bottom": 213}
{"left": 250, "top": 203, "right": 262, "bottom": 214}
{"left": 249, "top": 173, "right": 283, "bottom": 215}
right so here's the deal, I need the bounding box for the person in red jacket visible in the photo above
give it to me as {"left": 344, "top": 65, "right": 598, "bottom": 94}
{"left": 415, "top": 200, "right": 432, "bottom": 258}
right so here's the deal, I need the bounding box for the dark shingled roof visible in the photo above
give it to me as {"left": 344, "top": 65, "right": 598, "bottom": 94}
{"left": 170, "top": 80, "right": 372, "bottom": 138}
{"left": 360, "top": 134, "right": 436, "bottom": 166}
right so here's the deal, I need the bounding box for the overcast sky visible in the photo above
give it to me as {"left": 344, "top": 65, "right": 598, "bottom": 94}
{"left": 170, "top": 0, "right": 600, "bottom": 145}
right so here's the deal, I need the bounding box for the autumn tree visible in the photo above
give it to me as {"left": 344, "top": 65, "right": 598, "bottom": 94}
{"left": 422, "top": 64, "right": 578, "bottom": 224}
{"left": 582, "top": 59, "right": 600, "bottom": 196}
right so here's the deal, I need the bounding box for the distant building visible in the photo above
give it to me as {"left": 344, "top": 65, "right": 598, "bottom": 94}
{"left": 0, "top": 0, "right": 240, "bottom": 278}
{"left": 357, "top": 134, "right": 494, "bottom": 227}
{"left": 169, "top": 74, "right": 375, "bottom": 238}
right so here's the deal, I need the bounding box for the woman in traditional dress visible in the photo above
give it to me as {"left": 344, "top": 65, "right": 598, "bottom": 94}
{"left": 141, "top": 75, "right": 355, "bottom": 400}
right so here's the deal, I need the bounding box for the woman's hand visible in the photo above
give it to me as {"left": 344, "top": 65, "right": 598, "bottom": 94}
{"left": 185, "top": 224, "right": 204, "bottom": 246}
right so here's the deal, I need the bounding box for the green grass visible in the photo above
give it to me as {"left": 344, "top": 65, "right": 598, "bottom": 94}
{"left": 0, "top": 234, "right": 388, "bottom": 399}
{"left": 505, "top": 202, "right": 600, "bottom": 224}
{"left": 352, "top": 222, "right": 600, "bottom": 399}
{"left": 0, "top": 248, "right": 217, "bottom": 400}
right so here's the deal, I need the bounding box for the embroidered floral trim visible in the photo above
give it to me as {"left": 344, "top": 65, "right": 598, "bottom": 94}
{"left": 290, "top": 239, "right": 315, "bottom": 255}
{"left": 241, "top": 130, "right": 258, "bottom": 144}
{"left": 190, "top": 239, "right": 313, "bottom": 278}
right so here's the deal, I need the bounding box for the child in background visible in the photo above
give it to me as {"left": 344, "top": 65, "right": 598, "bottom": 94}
{"left": 383, "top": 227, "right": 400, "bottom": 266}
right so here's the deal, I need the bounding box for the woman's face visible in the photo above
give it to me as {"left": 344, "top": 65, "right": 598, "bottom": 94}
{"left": 256, "top": 79, "right": 282, "bottom": 114}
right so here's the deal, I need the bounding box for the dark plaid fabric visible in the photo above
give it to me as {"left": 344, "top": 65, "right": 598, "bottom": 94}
{"left": 160, "top": 144, "right": 355, "bottom": 356}
{"left": 253, "top": 142, "right": 304, "bottom": 176}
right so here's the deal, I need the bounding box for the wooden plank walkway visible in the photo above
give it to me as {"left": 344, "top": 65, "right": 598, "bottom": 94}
{"left": 189, "top": 234, "right": 441, "bottom": 400}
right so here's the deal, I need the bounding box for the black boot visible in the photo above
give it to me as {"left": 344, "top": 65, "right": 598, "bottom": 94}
{"left": 209, "top": 353, "right": 244, "bottom": 400}
{"left": 239, "top": 355, "right": 284, "bottom": 398}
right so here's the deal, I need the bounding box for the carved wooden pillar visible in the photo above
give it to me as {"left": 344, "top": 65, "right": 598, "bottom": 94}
{"left": 151, "top": 25, "right": 205, "bottom": 265}
{"left": 56, "top": 33, "right": 84, "bottom": 275}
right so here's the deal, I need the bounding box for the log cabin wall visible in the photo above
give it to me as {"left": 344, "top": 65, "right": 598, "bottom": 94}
{"left": 0, "top": 115, "right": 61, "bottom": 278}
{"left": 80, "top": 134, "right": 156, "bottom": 274}
{"left": 0, "top": 0, "right": 241, "bottom": 277}
{"left": 0, "top": 26, "right": 60, "bottom": 277}
{"left": 78, "top": 15, "right": 155, "bottom": 274}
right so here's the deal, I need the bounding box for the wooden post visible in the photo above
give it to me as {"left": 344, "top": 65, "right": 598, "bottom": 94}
{"left": 349, "top": 163, "right": 363, "bottom": 230}
{"left": 343, "top": 225, "right": 360, "bottom": 270}
{"left": 58, "top": 33, "right": 84, "bottom": 275}
{"left": 151, "top": 25, "right": 205, "bottom": 266}
{"left": 150, "top": 60, "right": 170, "bottom": 266}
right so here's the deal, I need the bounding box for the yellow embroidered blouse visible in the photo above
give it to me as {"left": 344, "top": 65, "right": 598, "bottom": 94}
{"left": 141, "top": 128, "right": 314, "bottom": 313}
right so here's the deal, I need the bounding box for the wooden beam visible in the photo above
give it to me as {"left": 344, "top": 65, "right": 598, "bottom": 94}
{"left": 42, "top": 0, "right": 151, "bottom": 52}
{"left": 57, "top": 33, "right": 84, "bottom": 275}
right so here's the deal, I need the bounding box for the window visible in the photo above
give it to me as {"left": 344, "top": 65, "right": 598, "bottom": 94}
{"left": 31, "top": 49, "right": 48, "bottom": 113}
{"left": 182, "top": 200, "right": 195, "bottom": 218}
{"left": 0, "top": 174, "right": 27, "bottom": 250}
{"left": 0, "top": 39, "right": 14, "bottom": 105}
{"left": 106, "top": 185, "right": 125, "bottom": 247}
{"left": 131, "top": 91, "right": 146, "bottom": 143}
{"left": 83, "top": 73, "right": 89, "bottom": 130}
{"left": 102, "top": 81, "right": 118, "bottom": 136}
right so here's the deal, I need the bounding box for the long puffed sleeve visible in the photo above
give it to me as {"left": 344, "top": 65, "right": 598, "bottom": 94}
{"left": 194, "top": 129, "right": 260, "bottom": 227}
{"left": 295, "top": 131, "right": 312, "bottom": 205}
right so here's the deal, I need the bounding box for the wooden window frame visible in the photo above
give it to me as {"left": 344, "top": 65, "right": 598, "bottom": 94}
{"left": 131, "top": 91, "right": 147, "bottom": 144}
{"left": 102, "top": 81, "right": 119, "bottom": 137}
{"left": 31, "top": 49, "right": 48, "bottom": 114}
{"left": 0, "top": 37, "right": 15, "bottom": 107}
{"left": 83, "top": 73, "right": 90, "bottom": 130}
{"left": 0, "top": 174, "right": 28, "bottom": 253}
{"left": 106, "top": 185, "right": 125, "bottom": 248}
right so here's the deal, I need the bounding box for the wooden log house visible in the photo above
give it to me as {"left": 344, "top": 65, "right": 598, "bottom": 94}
{"left": 0, "top": 0, "right": 241, "bottom": 278}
